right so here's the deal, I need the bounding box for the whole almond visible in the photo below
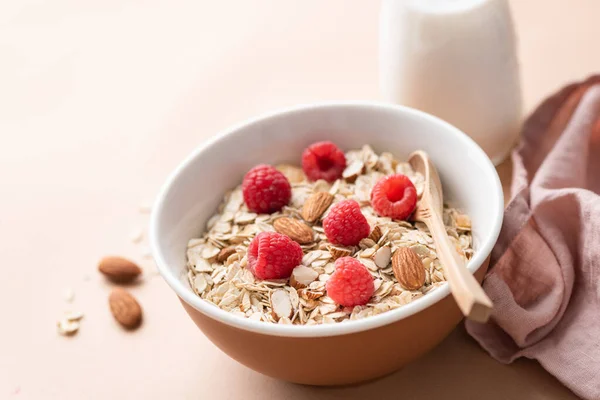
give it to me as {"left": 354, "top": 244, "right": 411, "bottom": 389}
{"left": 216, "top": 246, "right": 237, "bottom": 263}
{"left": 108, "top": 288, "right": 143, "bottom": 330}
{"left": 302, "top": 192, "right": 334, "bottom": 223}
{"left": 98, "top": 256, "right": 142, "bottom": 283}
{"left": 273, "top": 217, "right": 314, "bottom": 244}
{"left": 392, "top": 247, "right": 425, "bottom": 290}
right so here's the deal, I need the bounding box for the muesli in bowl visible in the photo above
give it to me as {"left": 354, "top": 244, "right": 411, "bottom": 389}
{"left": 186, "top": 141, "right": 473, "bottom": 325}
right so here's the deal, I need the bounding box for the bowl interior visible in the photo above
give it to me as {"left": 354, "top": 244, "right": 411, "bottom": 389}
{"left": 151, "top": 103, "right": 503, "bottom": 336}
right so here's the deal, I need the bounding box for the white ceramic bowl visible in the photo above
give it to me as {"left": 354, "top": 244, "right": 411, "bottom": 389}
{"left": 150, "top": 102, "right": 504, "bottom": 385}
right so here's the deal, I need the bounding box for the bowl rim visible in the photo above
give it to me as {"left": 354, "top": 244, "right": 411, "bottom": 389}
{"left": 150, "top": 101, "right": 504, "bottom": 338}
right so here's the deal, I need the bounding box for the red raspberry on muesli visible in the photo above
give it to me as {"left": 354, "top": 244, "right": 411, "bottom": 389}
{"left": 326, "top": 257, "right": 374, "bottom": 307}
{"left": 242, "top": 164, "right": 291, "bottom": 214}
{"left": 323, "top": 199, "right": 370, "bottom": 246}
{"left": 301, "top": 141, "right": 346, "bottom": 182}
{"left": 247, "top": 232, "right": 303, "bottom": 280}
{"left": 370, "top": 174, "right": 417, "bottom": 220}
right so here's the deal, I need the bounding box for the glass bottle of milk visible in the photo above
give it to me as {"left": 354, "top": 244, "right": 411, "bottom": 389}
{"left": 379, "top": 0, "right": 522, "bottom": 165}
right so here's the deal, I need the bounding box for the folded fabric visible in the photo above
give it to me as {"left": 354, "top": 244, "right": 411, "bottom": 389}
{"left": 465, "top": 75, "right": 600, "bottom": 400}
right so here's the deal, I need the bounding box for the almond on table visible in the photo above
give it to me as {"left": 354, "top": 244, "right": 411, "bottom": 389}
{"left": 109, "top": 288, "right": 143, "bottom": 330}
{"left": 98, "top": 256, "right": 142, "bottom": 283}
{"left": 185, "top": 143, "right": 473, "bottom": 325}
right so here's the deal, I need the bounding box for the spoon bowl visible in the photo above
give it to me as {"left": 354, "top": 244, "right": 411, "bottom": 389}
{"left": 409, "top": 150, "right": 493, "bottom": 323}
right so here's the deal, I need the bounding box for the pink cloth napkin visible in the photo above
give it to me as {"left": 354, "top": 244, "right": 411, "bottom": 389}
{"left": 466, "top": 75, "right": 600, "bottom": 400}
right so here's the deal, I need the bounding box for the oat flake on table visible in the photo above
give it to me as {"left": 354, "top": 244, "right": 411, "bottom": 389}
{"left": 186, "top": 145, "right": 473, "bottom": 325}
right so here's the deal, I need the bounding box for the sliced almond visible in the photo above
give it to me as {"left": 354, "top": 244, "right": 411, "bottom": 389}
{"left": 276, "top": 164, "right": 306, "bottom": 184}
{"left": 360, "top": 247, "right": 376, "bottom": 258}
{"left": 359, "top": 238, "right": 377, "bottom": 249}
{"left": 368, "top": 225, "right": 382, "bottom": 243}
{"left": 273, "top": 217, "right": 314, "bottom": 244}
{"left": 360, "top": 257, "right": 378, "bottom": 272}
{"left": 301, "top": 192, "right": 334, "bottom": 223}
{"left": 63, "top": 310, "right": 84, "bottom": 321}
{"left": 392, "top": 247, "right": 425, "bottom": 290}
{"left": 373, "top": 245, "right": 392, "bottom": 269}
{"left": 216, "top": 246, "right": 237, "bottom": 263}
{"left": 98, "top": 256, "right": 142, "bottom": 283}
{"left": 108, "top": 288, "right": 143, "bottom": 330}
{"left": 327, "top": 245, "right": 352, "bottom": 260}
{"left": 270, "top": 290, "right": 293, "bottom": 321}
{"left": 57, "top": 319, "right": 80, "bottom": 336}
{"left": 342, "top": 160, "right": 365, "bottom": 183}
{"left": 289, "top": 265, "right": 319, "bottom": 288}
{"left": 297, "top": 288, "right": 324, "bottom": 300}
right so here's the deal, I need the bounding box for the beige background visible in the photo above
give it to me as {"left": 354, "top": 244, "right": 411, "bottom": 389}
{"left": 1, "top": 0, "right": 597, "bottom": 398}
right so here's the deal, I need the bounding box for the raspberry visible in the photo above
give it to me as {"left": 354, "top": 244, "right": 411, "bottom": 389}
{"left": 301, "top": 141, "right": 346, "bottom": 182}
{"left": 370, "top": 174, "right": 417, "bottom": 220}
{"left": 323, "top": 199, "right": 370, "bottom": 246}
{"left": 326, "top": 257, "right": 374, "bottom": 306}
{"left": 242, "top": 164, "right": 291, "bottom": 214}
{"left": 247, "top": 232, "right": 303, "bottom": 280}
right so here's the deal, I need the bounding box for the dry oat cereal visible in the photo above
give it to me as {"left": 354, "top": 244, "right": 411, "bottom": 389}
{"left": 186, "top": 144, "right": 473, "bottom": 325}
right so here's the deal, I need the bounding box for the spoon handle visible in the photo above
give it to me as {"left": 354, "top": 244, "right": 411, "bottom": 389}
{"left": 425, "top": 212, "right": 493, "bottom": 323}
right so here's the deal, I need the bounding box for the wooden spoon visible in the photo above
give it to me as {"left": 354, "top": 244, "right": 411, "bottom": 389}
{"left": 408, "top": 150, "right": 493, "bottom": 323}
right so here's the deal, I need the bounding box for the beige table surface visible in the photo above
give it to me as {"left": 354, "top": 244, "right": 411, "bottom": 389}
{"left": 1, "top": 1, "right": 598, "bottom": 398}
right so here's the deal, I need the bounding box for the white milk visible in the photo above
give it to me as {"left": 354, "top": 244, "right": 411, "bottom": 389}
{"left": 379, "top": 0, "right": 522, "bottom": 164}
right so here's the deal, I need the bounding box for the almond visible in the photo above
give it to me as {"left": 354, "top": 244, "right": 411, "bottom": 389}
{"left": 392, "top": 247, "right": 425, "bottom": 290}
{"left": 373, "top": 245, "right": 392, "bottom": 269}
{"left": 301, "top": 192, "right": 334, "bottom": 223}
{"left": 276, "top": 164, "right": 306, "bottom": 184}
{"left": 108, "top": 288, "right": 143, "bottom": 330}
{"left": 368, "top": 225, "right": 383, "bottom": 243}
{"left": 270, "top": 289, "right": 293, "bottom": 321}
{"left": 327, "top": 245, "right": 352, "bottom": 260}
{"left": 273, "top": 217, "right": 314, "bottom": 244}
{"left": 342, "top": 160, "right": 365, "bottom": 183}
{"left": 98, "top": 256, "right": 142, "bottom": 283}
{"left": 297, "top": 288, "right": 324, "bottom": 300}
{"left": 290, "top": 265, "right": 319, "bottom": 288}
{"left": 57, "top": 319, "right": 80, "bottom": 336}
{"left": 216, "top": 246, "right": 237, "bottom": 263}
